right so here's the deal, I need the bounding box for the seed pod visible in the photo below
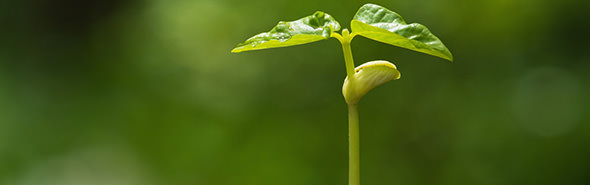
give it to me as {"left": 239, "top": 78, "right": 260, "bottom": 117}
{"left": 342, "top": 60, "right": 401, "bottom": 104}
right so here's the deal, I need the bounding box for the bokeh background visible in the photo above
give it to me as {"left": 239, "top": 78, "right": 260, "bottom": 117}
{"left": 1, "top": 0, "right": 589, "bottom": 184}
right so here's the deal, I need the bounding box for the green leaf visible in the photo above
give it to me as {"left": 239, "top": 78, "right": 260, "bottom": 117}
{"left": 352, "top": 4, "right": 453, "bottom": 61}
{"left": 342, "top": 60, "right": 401, "bottom": 104}
{"left": 231, "top": 11, "right": 341, "bottom": 53}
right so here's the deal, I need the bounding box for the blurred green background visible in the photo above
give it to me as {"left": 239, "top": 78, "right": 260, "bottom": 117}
{"left": 1, "top": 0, "right": 589, "bottom": 184}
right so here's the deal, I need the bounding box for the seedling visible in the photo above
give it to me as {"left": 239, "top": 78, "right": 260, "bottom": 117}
{"left": 232, "top": 3, "right": 452, "bottom": 185}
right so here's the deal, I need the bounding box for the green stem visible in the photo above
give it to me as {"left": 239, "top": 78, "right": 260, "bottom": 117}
{"left": 348, "top": 103, "right": 360, "bottom": 185}
{"left": 333, "top": 29, "right": 360, "bottom": 185}
{"left": 340, "top": 30, "right": 356, "bottom": 79}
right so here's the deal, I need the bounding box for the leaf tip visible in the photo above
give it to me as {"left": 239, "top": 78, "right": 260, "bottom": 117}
{"left": 446, "top": 53, "right": 454, "bottom": 62}
{"left": 230, "top": 48, "right": 241, "bottom": 53}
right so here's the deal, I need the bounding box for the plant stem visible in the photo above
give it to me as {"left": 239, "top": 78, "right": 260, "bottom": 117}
{"left": 333, "top": 29, "right": 360, "bottom": 185}
{"left": 340, "top": 30, "right": 356, "bottom": 79}
{"left": 348, "top": 103, "right": 360, "bottom": 185}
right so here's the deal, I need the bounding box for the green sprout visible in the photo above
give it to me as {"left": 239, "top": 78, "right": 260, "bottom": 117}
{"left": 232, "top": 3, "right": 452, "bottom": 185}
